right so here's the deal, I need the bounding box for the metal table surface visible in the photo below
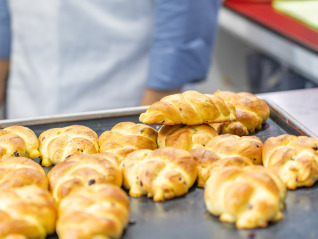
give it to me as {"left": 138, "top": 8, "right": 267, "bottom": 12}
{"left": 1, "top": 106, "right": 316, "bottom": 239}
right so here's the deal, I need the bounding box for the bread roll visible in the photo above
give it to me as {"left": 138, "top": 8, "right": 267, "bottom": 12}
{"left": 191, "top": 148, "right": 252, "bottom": 187}
{"left": 139, "top": 90, "right": 236, "bottom": 125}
{"left": 158, "top": 124, "right": 218, "bottom": 151}
{"left": 121, "top": 147, "right": 197, "bottom": 201}
{"left": 263, "top": 134, "right": 318, "bottom": 189}
{"left": 48, "top": 153, "right": 122, "bottom": 202}
{"left": 0, "top": 129, "right": 25, "bottom": 159}
{"left": 210, "top": 91, "right": 270, "bottom": 136}
{"left": 0, "top": 155, "right": 48, "bottom": 189}
{"left": 0, "top": 185, "right": 56, "bottom": 238}
{"left": 99, "top": 122, "right": 158, "bottom": 163}
{"left": 3, "top": 125, "right": 40, "bottom": 159}
{"left": 204, "top": 166, "right": 286, "bottom": 229}
{"left": 205, "top": 134, "right": 263, "bottom": 165}
{"left": 39, "top": 125, "right": 99, "bottom": 166}
{"left": 56, "top": 184, "right": 129, "bottom": 239}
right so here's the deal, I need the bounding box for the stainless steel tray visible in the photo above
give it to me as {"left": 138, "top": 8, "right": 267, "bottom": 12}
{"left": 1, "top": 105, "right": 316, "bottom": 239}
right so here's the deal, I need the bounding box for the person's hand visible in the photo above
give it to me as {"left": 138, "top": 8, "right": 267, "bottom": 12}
{"left": 0, "top": 60, "right": 9, "bottom": 105}
{"left": 140, "top": 88, "right": 181, "bottom": 106}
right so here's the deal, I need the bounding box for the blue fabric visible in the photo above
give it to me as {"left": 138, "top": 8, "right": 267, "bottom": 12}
{"left": 0, "top": 0, "right": 10, "bottom": 59}
{"left": 147, "top": 0, "right": 221, "bottom": 90}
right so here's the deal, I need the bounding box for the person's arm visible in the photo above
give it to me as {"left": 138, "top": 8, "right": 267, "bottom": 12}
{"left": 0, "top": 0, "right": 11, "bottom": 104}
{"left": 140, "top": 0, "right": 221, "bottom": 105}
{"left": 0, "top": 60, "right": 9, "bottom": 103}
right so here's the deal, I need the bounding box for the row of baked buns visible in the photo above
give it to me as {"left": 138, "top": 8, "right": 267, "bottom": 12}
{"left": 0, "top": 90, "right": 316, "bottom": 232}
{"left": 0, "top": 152, "right": 130, "bottom": 238}
{"left": 137, "top": 90, "right": 318, "bottom": 229}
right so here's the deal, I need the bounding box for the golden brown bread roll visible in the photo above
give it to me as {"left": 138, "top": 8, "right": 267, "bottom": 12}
{"left": 121, "top": 147, "right": 197, "bottom": 201}
{"left": 0, "top": 155, "right": 48, "bottom": 189}
{"left": 0, "top": 126, "right": 40, "bottom": 160}
{"left": 205, "top": 134, "right": 263, "bottom": 165}
{"left": 39, "top": 125, "right": 99, "bottom": 166}
{"left": 56, "top": 184, "right": 129, "bottom": 239}
{"left": 263, "top": 134, "right": 318, "bottom": 189}
{"left": 99, "top": 122, "right": 158, "bottom": 163}
{"left": 48, "top": 153, "right": 122, "bottom": 202}
{"left": 158, "top": 124, "right": 218, "bottom": 151}
{"left": 210, "top": 90, "right": 270, "bottom": 136}
{"left": 204, "top": 165, "right": 286, "bottom": 229}
{"left": 3, "top": 125, "right": 40, "bottom": 159}
{"left": 139, "top": 90, "right": 236, "bottom": 125}
{"left": 0, "top": 185, "right": 56, "bottom": 238}
{"left": 191, "top": 148, "right": 252, "bottom": 187}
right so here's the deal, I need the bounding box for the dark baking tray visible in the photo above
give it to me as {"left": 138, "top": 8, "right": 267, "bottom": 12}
{"left": 0, "top": 106, "right": 316, "bottom": 239}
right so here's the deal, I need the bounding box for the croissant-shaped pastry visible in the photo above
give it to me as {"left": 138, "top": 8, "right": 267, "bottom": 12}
{"left": 210, "top": 91, "right": 270, "bottom": 136}
{"left": 3, "top": 125, "right": 40, "bottom": 159}
{"left": 204, "top": 166, "right": 286, "bottom": 229}
{"left": 39, "top": 125, "right": 99, "bottom": 166}
{"left": 139, "top": 90, "right": 236, "bottom": 125}
{"left": 48, "top": 153, "right": 122, "bottom": 202}
{"left": 205, "top": 134, "right": 263, "bottom": 165}
{"left": 99, "top": 122, "right": 158, "bottom": 163}
{"left": 56, "top": 184, "right": 129, "bottom": 239}
{"left": 0, "top": 155, "right": 48, "bottom": 189}
{"left": 191, "top": 148, "right": 252, "bottom": 187}
{"left": 263, "top": 134, "right": 318, "bottom": 189}
{"left": 121, "top": 147, "right": 197, "bottom": 201}
{"left": 158, "top": 124, "right": 218, "bottom": 151}
{"left": 0, "top": 185, "right": 56, "bottom": 238}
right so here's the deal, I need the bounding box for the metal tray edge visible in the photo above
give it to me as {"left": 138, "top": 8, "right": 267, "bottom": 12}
{"left": 0, "top": 106, "right": 149, "bottom": 128}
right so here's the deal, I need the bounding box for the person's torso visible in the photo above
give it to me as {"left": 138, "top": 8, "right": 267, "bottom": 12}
{"left": 7, "top": 0, "right": 154, "bottom": 119}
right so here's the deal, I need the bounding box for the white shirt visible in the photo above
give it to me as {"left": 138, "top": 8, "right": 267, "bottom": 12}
{"left": 7, "top": 0, "right": 154, "bottom": 118}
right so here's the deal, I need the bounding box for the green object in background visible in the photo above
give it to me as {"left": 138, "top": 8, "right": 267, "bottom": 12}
{"left": 273, "top": 0, "right": 318, "bottom": 32}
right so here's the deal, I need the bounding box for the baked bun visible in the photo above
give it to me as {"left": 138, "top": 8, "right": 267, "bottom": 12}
{"left": 56, "top": 184, "right": 129, "bottom": 239}
{"left": 204, "top": 166, "right": 286, "bottom": 229}
{"left": 263, "top": 134, "right": 318, "bottom": 189}
{"left": 158, "top": 124, "right": 218, "bottom": 151}
{"left": 39, "top": 125, "right": 99, "bottom": 166}
{"left": 210, "top": 91, "right": 270, "bottom": 136}
{"left": 99, "top": 122, "right": 158, "bottom": 163}
{"left": 0, "top": 126, "right": 40, "bottom": 159}
{"left": 4, "top": 125, "right": 40, "bottom": 159}
{"left": 205, "top": 134, "right": 263, "bottom": 165}
{"left": 0, "top": 185, "right": 56, "bottom": 238}
{"left": 191, "top": 148, "right": 252, "bottom": 187}
{"left": 0, "top": 155, "right": 48, "bottom": 189}
{"left": 139, "top": 90, "right": 236, "bottom": 125}
{"left": 48, "top": 153, "right": 122, "bottom": 202}
{"left": 121, "top": 147, "right": 197, "bottom": 201}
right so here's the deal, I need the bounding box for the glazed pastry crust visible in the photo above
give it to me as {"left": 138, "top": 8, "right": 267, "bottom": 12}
{"left": 204, "top": 166, "right": 286, "bottom": 229}
{"left": 139, "top": 90, "right": 236, "bottom": 125}
{"left": 210, "top": 91, "right": 270, "bottom": 136}
{"left": 48, "top": 153, "right": 122, "bottom": 202}
{"left": 0, "top": 155, "right": 48, "bottom": 189}
{"left": 4, "top": 125, "right": 40, "bottom": 159}
{"left": 121, "top": 147, "right": 197, "bottom": 201}
{"left": 56, "top": 184, "right": 129, "bottom": 239}
{"left": 263, "top": 134, "right": 318, "bottom": 189}
{"left": 158, "top": 124, "right": 218, "bottom": 151}
{"left": 191, "top": 148, "right": 252, "bottom": 187}
{"left": 0, "top": 185, "right": 57, "bottom": 239}
{"left": 0, "top": 129, "right": 26, "bottom": 159}
{"left": 205, "top": 134, "right": 263, "bottom": 165}
{"left": 39, "top": 125, "right": 99, "bottom": 166}
{"left": 99, "top": 122, "right": 158, "bottom": 163}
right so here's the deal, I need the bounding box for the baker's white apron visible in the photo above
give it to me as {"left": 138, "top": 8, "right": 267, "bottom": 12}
{"left": 7, "top": 0, "right": 154, "bottom": 119}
